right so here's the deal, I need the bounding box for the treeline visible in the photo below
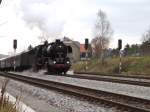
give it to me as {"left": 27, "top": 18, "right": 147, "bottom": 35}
{"left": 110, "top": 28, "right": 150, "bottom": 57}
{"left": 110, "top": 42, "right": 150, "bottom": 57}
{"left": 123, "top": 43, "right": 150, "bottom": 56}
{"left": 124, "top": 28, "right": 150, "bottom": 56}
{"left": 123, "top": 44, "right": 141, "bottom": 56}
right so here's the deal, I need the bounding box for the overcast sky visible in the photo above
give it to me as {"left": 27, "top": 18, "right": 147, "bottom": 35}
{"left": 0, "top": 0, "right": 150, "bottom": 55}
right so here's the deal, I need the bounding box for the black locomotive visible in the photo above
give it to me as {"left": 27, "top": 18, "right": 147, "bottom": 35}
{"left": 0, "top": 39, "right": 72, "bottom": 74}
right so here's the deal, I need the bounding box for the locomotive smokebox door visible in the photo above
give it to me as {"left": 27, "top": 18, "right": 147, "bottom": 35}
{"left": 13, "top": 39, "right": 17, "bottom": 49}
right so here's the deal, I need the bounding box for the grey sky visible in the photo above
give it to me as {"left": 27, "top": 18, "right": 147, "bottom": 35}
{"left": 0, "top": 0, "right": 150, "bottom": 54}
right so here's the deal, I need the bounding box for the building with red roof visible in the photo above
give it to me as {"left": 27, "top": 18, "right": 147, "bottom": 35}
{"left": 80, "top": 44, "right": 92, "bottom": 60}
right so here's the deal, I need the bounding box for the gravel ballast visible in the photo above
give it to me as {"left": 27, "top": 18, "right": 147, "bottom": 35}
{"left": 0, "top": 73, "right": 117, "bottom": 112}
{"left": 12, "top": 70, "right": 150, "bottom": 100}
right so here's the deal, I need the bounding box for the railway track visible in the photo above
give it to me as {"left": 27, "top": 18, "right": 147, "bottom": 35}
{"left": 0, "top": 72, "right": 150, "bottom": 112}
{"left": 65, "top": 72, "right": 150, "bottom": 87}
{"left": 75, "top": 71, "right": 150, "bottom": 79}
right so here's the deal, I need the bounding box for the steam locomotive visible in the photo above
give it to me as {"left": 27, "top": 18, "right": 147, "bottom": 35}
{"left": 0, "top": 39, "right": 72, "bottom": 74}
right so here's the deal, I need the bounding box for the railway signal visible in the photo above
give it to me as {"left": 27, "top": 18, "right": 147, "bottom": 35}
{"left": 13, "top": 39, "right": 17, "bottom": 71}
{"left": 13, "top": 39, "right": 17, "bottom": 49}
{"left": 84, "top": 38, "right": 89, "bottom": 71}
{"left": 118, "top": 39, "right": 122, "bottom": 50}
{"left": 85, "top": 38, "right": 89, "bottom": 50}
{"left": 118, "top": 39, "right": 122, "bottom": 73}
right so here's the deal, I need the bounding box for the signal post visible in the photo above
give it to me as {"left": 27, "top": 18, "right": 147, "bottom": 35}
{"left": 84, "top": 38, "right": 89, "bottom": 71}
{"left": 13, "top": 39, "right": 17, "bottom": 71}
{"left": 118, "top": 39, "right": 122, "bottom": 74}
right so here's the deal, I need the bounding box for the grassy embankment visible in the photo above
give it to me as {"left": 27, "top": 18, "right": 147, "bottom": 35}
{"left": 72, "top": 56, "right": 150, "bottom": 75}
{"left": 0, "top": 79, "right": 19, "bottom": 112}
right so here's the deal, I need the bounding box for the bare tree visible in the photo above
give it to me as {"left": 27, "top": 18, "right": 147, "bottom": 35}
{"left": 142, "top": 28, "right": 150, "bottom": 42}
{"left": 91, "top": 9, "right": 113, "bottom": 64}
{"left": 141, "top": 28, "right": 150, "bottom": 55}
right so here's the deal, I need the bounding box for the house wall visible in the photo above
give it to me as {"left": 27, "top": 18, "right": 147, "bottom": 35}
{"left": 64, "top": 41, "right": 80, "bottom": 63}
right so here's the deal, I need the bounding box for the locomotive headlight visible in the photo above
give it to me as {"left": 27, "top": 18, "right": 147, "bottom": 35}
{"left": 66, "top": 61, "right": 70, "bottom": 64}
{"left": 53, "top": 61, "right": 56, "bottom": 64}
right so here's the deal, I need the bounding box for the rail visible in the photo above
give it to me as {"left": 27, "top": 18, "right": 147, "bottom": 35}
{"left": 66, "top": 73, "right": 150, "bottom": 87}
{"left": 0, "top": 72, "right": 150, "bottom": 112}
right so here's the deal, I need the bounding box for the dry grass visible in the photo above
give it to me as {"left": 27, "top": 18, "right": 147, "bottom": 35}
{"left": 72, "top": 56, "right": 150, "bottom": 75}
{"left": 0, "top": 79, "right": 22, "bottom": 112}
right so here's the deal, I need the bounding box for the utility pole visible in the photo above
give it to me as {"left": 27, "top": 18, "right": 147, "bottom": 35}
{"left": 13, "top": 39, "right": 17, "bottom": 71}
{"left": 118, "top": 39, "right": 122, "bottom": 74}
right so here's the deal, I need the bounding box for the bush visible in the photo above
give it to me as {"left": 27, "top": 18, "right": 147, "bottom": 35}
{"left": 72, "top": 56, "right": 150, "bottom": 75}
{"left": 0, "top": 79, "right": 19, "bottom": 112}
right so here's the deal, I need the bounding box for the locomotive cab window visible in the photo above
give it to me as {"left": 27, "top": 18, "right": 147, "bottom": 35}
{"left": 67, "top": 46, "right": 72, "bottom": 53}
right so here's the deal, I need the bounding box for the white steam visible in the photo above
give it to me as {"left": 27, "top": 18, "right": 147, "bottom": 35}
{"left": 20, "top": 0, "right": 70, "bottom": 41}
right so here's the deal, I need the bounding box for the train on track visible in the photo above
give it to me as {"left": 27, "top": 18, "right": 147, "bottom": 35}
{"left": 0, "top": 39, "right": 72, "bottom": 74}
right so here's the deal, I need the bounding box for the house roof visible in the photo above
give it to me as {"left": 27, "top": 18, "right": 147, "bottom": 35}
{"left": 63, "top": 37, "right": 80, "bottom": 49}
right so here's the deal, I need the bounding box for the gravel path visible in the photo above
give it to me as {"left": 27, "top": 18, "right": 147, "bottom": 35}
{"left": 0, "top": 74, "right": 117, "bottom": 112}
{"left": 12, "top": 70, "right": 150, "bottom": 100}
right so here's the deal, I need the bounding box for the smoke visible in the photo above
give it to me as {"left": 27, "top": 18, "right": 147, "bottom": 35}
{"left": 19, "top": 0, "right": 69, "bottom": 42}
